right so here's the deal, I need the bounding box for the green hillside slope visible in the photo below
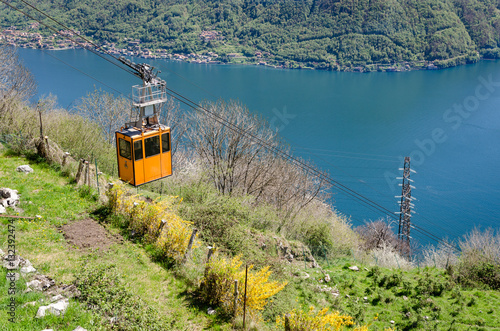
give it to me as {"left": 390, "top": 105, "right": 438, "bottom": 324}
{"left": 1, "top": 0, "right": 500, "bottom": 69}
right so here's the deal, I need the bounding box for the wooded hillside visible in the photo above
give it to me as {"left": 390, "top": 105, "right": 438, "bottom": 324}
{"left": 1, "top": 0, "right": 500, "bottom": 68}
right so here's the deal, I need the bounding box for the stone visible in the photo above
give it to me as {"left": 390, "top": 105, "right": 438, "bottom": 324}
{"left": 0, "top": 187, "right": 20, "bottom": 208}
{"left": 390, "top": 320, "right": 395, "bottom": 324}
{"left": 21, "top": 265, "right": 37, "bottom": 274}
{"left": 50, "top": 294, "right": 65, "bottom": 302}
{"left": 324, "top": 274, "right": 331, "bottom": 282}
{"left": 311, "top": 261, "right": 319, "bottom": 268}
{"left": 3, "top": 255, "right": 21, "bottom": 270}
{"left": 27, "top": 274, "right": 55, "bottom": 292}
{"left": 36, "top": 299, "right": 69, "bottom": 318}
{"left": 16, "top": 165, "right": 33, "bottom": 173}
{"left": 73, "top": 327, "right": 88, "bottom": 331}
{"left": 300, "top": 272, "right": 310, "bottom": 280}
{"left": 363, "top": 296, "right": 368, "bottom": 301}
{"left": 36, "top": 306, "right": 50, "bottom": 318}
{"left": 0, "top": 205, "right": 5, "bottom": 214}
{"left": 348, "top": 266, "right": 360, "bottom": 271}
{"left": 48, "top": 299, "right": 69, "bottom": 316}
{"left": 40, "top": 329, "right": 54, "bottom": 331}
{"left": 0, "top": 249, "right": 4, "bottom": 257}
{"left": 207, "top": 307, "right": 216, "bottom": 315}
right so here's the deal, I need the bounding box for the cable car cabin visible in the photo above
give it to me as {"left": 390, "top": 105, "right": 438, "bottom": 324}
{"left": 116, "top": 125, "right": 172, "bottom": 186}
{"left": 114, "top": 61, "right": 172, "bottom": 186}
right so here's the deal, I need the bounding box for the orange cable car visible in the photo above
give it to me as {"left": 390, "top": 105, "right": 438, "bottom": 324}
{"left": 115, "top": 62, "right": 172, "bottom": 186}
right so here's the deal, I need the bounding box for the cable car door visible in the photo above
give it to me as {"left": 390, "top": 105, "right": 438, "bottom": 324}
{"left": 144, "top": 134, "right": 162, "bottom": 182}
{"left": 117, "top": 135, "right": 134, "bottom": 185}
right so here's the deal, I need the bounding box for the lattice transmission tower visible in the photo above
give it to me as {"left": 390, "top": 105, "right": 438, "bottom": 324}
{"left": 396, "top": 157, "right": 416, "bottom": 260}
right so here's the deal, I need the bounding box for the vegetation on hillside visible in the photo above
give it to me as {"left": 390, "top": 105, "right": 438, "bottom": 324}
{"left": 1, "top": 0, "right": 499, "bottom": 69}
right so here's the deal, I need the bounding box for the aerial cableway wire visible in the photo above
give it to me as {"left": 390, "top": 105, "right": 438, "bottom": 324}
{"left": 2, "top": 0, "right": 460, "bottom": 253}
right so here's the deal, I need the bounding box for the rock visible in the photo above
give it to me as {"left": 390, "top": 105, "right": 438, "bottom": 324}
{"left": 6, "top": 272, "right": 20, "bottom": 281}
{"left": 50, "top": 294, "right": 65, "bottom": 302}
{"left": 46, "top": 283, "right": 81, "bottom": 299}
{"left": 390, "top": 320, "right": 395, "bottom": 324}
{"left": 0, "top": 249, "right": 4, "bottom": 257}
{"left": 0, "top": 205, "right": 5, "bottom": 214}
{"left": 16, "top": 165, "right": 33, "bottom": 173}
{"left": 363, "top": 297, "right": 368, "bottom": 301}
{"left": 300, "top": 272, "right": 310, "bottom": 280}
{"left": 348, "top": 266, "right": 360, "bottom": 271}
{"left": 324, "top": 274, "right": 331, "bottom": 282}
{"left": 40, "top": 329, "right": 54, "bottom": 331}
{"left": 345, "top": 294, "right": 350, "bottom": 298}
{"left": 27, "top": 274, "right": 55, "bottom": 292}
{"left": 403, "top": 296, "right": 408, "bottom": 301}
{"left": 36, "top": 306, "right": 50, "bottom": 318}
{"left": 0, "top": 187, "right": 20, "bottom": 208}
{"left": 21, "top": 265, "right": 37, "bottom": 274}
{"left": 207, "top": 307, "right": 216, "bottom": 315}
{"left": 73, "top": 327, "right": 88, "bottom": 331}
{"left": 311, "top": 261, "right": 319, "bottom": 268}
{"left": 36, "top": 299, "right": 69, "bottom": 318}
{"left": 48, "top": 299, "right": 69, "bottom": 316}
{"left": 3, "top": 255, "right": 22, "bottom": 270}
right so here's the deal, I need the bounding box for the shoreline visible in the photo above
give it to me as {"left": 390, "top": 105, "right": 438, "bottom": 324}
{"left": 7, "top": 41, "right": 483, "bottom": 73}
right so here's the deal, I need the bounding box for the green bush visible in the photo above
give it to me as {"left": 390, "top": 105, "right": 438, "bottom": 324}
{"left": 74, "top": 261, "right": 168, "bottom": 330}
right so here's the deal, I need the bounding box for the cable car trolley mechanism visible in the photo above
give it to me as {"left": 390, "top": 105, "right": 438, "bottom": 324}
{"left": 115, "top": 58, "right": 172, "bottom": 186}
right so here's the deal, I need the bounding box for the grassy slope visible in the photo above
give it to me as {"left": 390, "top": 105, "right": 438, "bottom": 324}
{"left": 0, "top": 150, "right": 499, "bottom": 330}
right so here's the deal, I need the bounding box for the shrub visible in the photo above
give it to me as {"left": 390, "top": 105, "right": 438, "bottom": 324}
{"left": 199, "top": 254, "right": 287, "bottom": 319}
{"left": 455, "top": 228, "right": 500, "bottom": 289}
{"left": 74, "top": 261, "right": 167, "bottom": 330}
{"left": 276, "top": 306, "right": 368, "bottom": 331}
{"left": 107, "top": 184, "right": 199, "bottom": 263}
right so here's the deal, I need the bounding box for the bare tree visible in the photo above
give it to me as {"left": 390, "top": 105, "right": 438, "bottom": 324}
{"left": 356, "top": 219, "right": 409, "bottom": 255}
{"left": 184, "top": 98, "right": 330, "bottom": 218}
{"left": 72, "top": 87, "right": 130, "bottom": 144}
{"left": 160, "top": 96, "right": 187, "bottom": 156}
{"left": 0, "top": 45, "right": 37, "bottom": 118}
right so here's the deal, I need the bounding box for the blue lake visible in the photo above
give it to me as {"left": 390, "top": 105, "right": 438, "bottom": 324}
{"left": 17, "top": 48, "right": 500, "bottom": 247}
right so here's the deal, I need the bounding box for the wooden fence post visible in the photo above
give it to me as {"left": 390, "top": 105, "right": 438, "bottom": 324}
{"left": 285, "top": 313, "right": 291, "bottom": 331}
{"left": 233, "top": 279, "right": 239, "bottom": 318}
{"left": 207, "top": 246, "right": 215, "bottom": 263}
{"left": 182, "top": 228, "right": 198, "bottom": 263}
{"left": 75, "top": 159, "right": 84, "bottom": 183}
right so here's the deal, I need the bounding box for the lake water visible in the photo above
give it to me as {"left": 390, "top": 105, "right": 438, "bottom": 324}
{"left": 17, "top": 48, "right": 500, "bottom": 247}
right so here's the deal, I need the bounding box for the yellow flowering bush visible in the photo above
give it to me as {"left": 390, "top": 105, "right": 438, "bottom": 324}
{"left": 276, "top": 306, "right": 368, "bottom": 331}
{"left": 200, "top": 254, "right": 287, "bottom": 318}
{"left": 107, "top": 184, "right": 198, "bottom": 262}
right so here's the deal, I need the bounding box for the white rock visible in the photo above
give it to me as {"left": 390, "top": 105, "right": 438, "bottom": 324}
{"left": 73, "top": 327, "right": 88, "bottom": 331}
{"left": 207, "top": 307, "right": 216, "bottom": 315}
{"left": 48, "top": 299, "right": 69, "bottom": 316}
{"left": 390, "top": 320, "right": 395, "bottom": 324}
{"left": 0, "top": 205, "right": 5, "bottom": 214}
{"left": 27, "top": 280, "right": 43, "bottom": 291}
{"left": 0, "top": 187, "right": 20, "bottom": 208}
{"left": 348, "top": 266, "right": 360, "bottom": 271}
{"left": 36, "top": 305, "right": 50, "bottom": 318}
{"left": 50, "top": 294, "right": 65, "bottom": 302}
{"left": 0, "top": 249, "right": 4, "bottom": 257}
{"left": 300, "top": 272, "right": 310, "bottom": 280}
{"left": 21, "top": 265, "right": 37, "bottom": 274}
{"left": 16, "top": 165, "right": 33, "bottom": 173}
{"left": 41, "top": 329, "right": 54, "bottom": 331}
{"left": 3, "top": 256, "right": 21, "bottom": 270}
{"left": 324, "top": 274, "right": 331, "bottom": 282}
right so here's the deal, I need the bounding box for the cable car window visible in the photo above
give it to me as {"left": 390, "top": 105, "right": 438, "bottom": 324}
{"left": 134, "top": 140, "right": 143, "bottom": 161}
{"left": 162, "top": 132, "right": 170, "bottom": 153}
{"left": 145, "top": 135, "right": 160, "bottom": 158}
{"left": 119, "top": 138, "right": 131, "bottom": 160}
